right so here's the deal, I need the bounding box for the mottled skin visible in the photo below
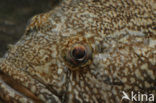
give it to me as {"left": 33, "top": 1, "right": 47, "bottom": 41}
{"left": 0, "top": 0, "right": 156, "bottom": 103}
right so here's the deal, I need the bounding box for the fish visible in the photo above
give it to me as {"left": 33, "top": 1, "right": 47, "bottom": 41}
{"left": 0, "top": 0, "right": 156, "bottom": 103}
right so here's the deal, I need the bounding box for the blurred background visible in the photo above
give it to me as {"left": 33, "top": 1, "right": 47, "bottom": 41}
{"left": 0, "top": 0, "right": 60, "bottom": 57}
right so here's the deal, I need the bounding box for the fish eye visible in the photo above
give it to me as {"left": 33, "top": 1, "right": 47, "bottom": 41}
{"left": 63, "top": 43, "right": 93, "bottom": 70}
{"left": 71, "top": 44, "right": 86, "bottom": 62}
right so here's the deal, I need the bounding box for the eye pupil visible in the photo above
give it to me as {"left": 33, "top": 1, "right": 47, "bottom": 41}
{"left": 72, "top": 46, "right": 86, "bottom": 60}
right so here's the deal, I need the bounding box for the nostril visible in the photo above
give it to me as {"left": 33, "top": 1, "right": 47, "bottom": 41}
{"left": 72, "top": 45, "right": 86, "bottom": 60}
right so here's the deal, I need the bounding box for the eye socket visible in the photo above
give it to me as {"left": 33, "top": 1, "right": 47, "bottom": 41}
{"left": 61, "top": 36, "right": 93, "bottom": 70}
{"left": 63, "top": 43, "right": 92, "bottom": 69}
{"left": 71, "top": 45, "right": 86, "bottom": 61}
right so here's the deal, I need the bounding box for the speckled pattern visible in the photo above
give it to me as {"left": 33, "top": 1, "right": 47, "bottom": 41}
{"left": 0, "top": 0, "right": 156, "bottom": 103}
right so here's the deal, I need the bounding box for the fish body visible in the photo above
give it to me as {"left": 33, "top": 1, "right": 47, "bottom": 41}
{"left": 0, "top": 0, "right": 156, "bottom": 103}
